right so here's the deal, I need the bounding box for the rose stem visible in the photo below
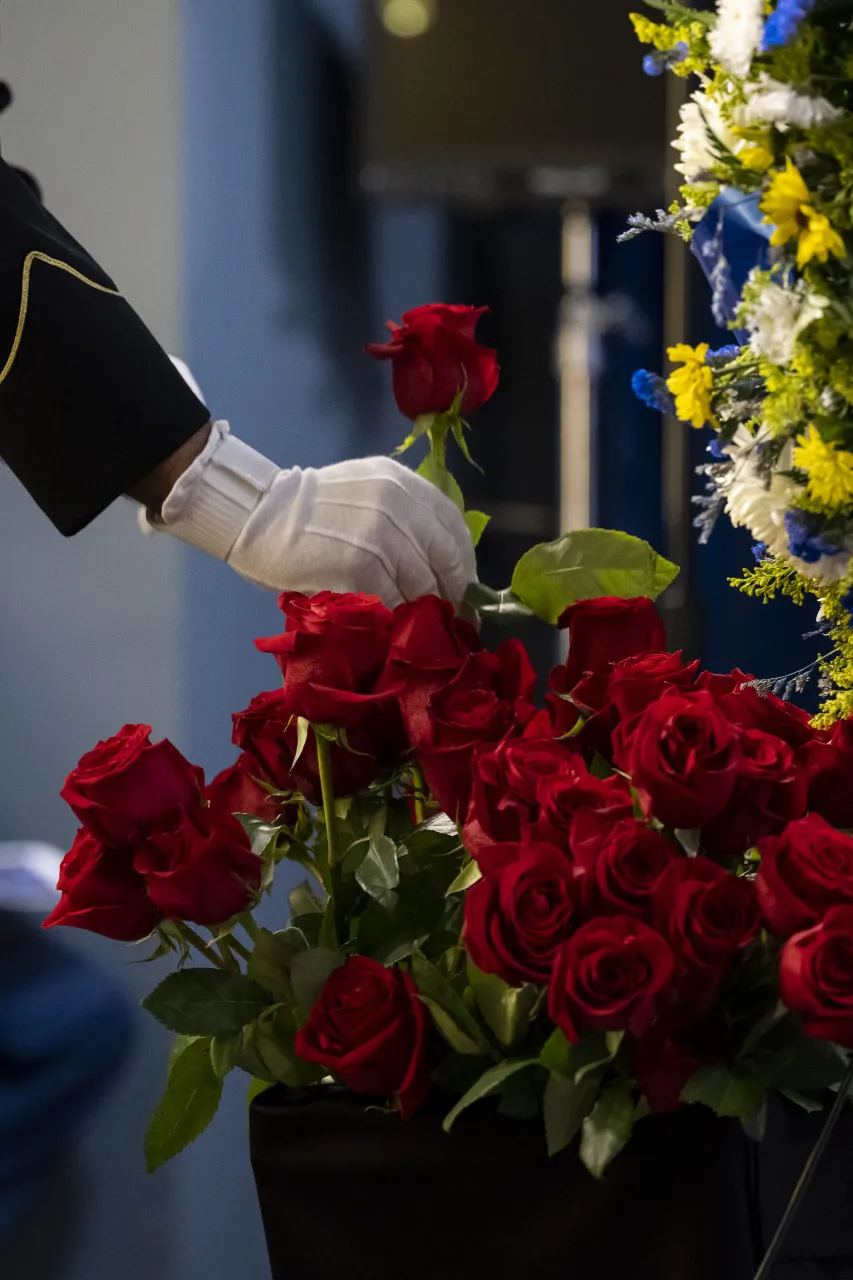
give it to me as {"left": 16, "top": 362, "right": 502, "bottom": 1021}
{"left": 227, "top": 935, "right": 252, "bottom": 962}
{"left": 179, "top": 924, "right": 229, "bottom": 970}
{"left": 411, "top": 765, "right": 426, "bottom": 825}
{"left": 314, "top": 728, "right": 340, "bottom": 868}
{"left": 239, "top": 912, "right": 263, "bottom": 945}
{"left": 216, "top": 939, "right": 241, "bottom": 970}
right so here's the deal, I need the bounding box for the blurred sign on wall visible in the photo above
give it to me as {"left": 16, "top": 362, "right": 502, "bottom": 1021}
{"left": 360, "top": 0, "right": 667, "bottom": 205}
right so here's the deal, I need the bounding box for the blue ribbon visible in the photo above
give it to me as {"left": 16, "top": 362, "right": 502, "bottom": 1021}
{"left": 690, "top": 188, "right": 774, "bottom": 338}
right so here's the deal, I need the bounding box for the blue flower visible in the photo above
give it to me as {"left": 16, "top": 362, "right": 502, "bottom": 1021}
{"left": 752, "top": 542, "right": 768, "bottom": 562}
{"left": 761, "top": 0, "right": 815, "bottom": 50}
{"left": 708, "top": 437, "right": 729, "bottom": 460}
{"left": 706, "top": 345, "right": 740, "bottom": 366}
{"left": 784, "top": 510, "right": 843, "bottom": 564}
{"left": 642, "top": 42, "right": 687, "bottom": 76}
{"left": 631, "top": 369, "right": 675, "bottom": 414}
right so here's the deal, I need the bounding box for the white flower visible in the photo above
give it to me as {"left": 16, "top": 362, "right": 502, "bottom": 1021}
{"left": 741, "top": 273, "right": 828, "bottom": 366}
{"left": 709, "top": 0, "right": 764, "bottom": 79}
{"left": 735, "top": 74, "right": 843, "bottom": 130}
{"left": 673, "top": 90, "right": 741, "bottom": 180}
{"left": 722, "top": 431, "right": 795, "bottom": 557}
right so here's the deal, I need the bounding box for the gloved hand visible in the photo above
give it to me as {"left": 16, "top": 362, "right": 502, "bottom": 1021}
{"left": 142, "top": 420, "right": 477, "bottom": 608}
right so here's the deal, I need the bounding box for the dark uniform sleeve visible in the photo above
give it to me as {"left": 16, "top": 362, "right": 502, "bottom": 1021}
{"left": 0, "top": 157, "right": 211, "bottom": 534}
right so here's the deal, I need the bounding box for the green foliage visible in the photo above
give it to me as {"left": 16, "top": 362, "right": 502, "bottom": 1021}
{"left": 466, "top": 959, "right": 538, "bottom": 1050}
{"left": 544, "top": 1072, "right": 599, "bottom": 1158}
{"left": 681, "top": 1063, "right": 766, "bottom": 1120}
{"left": 511, "top": 529, "right": 678, "bottom": 624}
{"left": 142, "top": 969, "right": 271, "bottom": 1037}
{"left": 442, "top": 1059, "right": 539, "bottom": 1133}
{"left": 579, "top": 1078, "right": 636, "bottom": 1179}
{"left": 411, "top": 948, "right": 491, "bottom": 1055}
{"left": 145, "top": 1037, "right": 222, "bottom": 1172}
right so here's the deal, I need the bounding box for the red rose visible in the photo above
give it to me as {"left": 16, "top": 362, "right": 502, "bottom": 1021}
{"left": 134, "top": 805, "right": 262, "bottom": 927}
{"left": 718, "top": 685, "right": 816, "bottom": 750}
{"left": 463, "top": 737, "right": 582, "bottom": 854}
{"left": 635, "top": 1012, "right": 729, "bottom": 1113}
{"left": 534, "top": 767, "right": 634, "bottom": 855}
{"left": 803, "top": 718, "right": 853, "bottom": 828}
{"left": 417, "top": 641, "right": 537, "bottom": 819}
{"left": 653, "top": 858, "right": 760, "bottom": 997}
{"left": 702, "top": 729, "right": 807, "bottom": 861}
{"left": 556, "top": 596, "right": 666, "bottom": 690}
{"left": 364, "top": 304, "right": 499, "bottom": 420}
{"left": 61, "top": 724, "right": 203, "bottom": 845}
{"left": 232, "top": 689, "right": 378, "bottom": 805}
{"left": 693, "top": 668, "right": 754, "bottom": 697}
{"left": 571, "top": 812, "right": 683, "bottom": 919}
{"left": 779, "top": 907, "right": 853, "bottom": 1048}
{"left": 43, "top": 828, "right": 160, "bottom": 942}
{"left": 756, "top": 814, "right": 853, "bottom": 939}
{"left": 375, "top": 595, "right": 481, "bottom": 748}
{"left": 206, "top": 755, "right": 286, "bottom": 824}
{"left": 463, "top": 843, "right": 580, "bottom": 987}
{"left": 549, "top": 915, "right": 675, "bottom": 1042}
{"left": 570, "top": 650, "right": 699, "bottom": 759}
{"left": 294, "top": 956, "right": 430, "bottom": 1117}
{"left": 612, "top": 689, "right": 740, "bottom": 829}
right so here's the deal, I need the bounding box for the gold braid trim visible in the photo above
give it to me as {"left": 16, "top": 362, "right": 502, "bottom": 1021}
{"left": 0, "top": 250, "right": 122, "bottom": 386}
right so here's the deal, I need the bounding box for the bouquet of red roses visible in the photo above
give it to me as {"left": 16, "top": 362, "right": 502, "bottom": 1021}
{"left": 45, "top": 305, "right": 853, "bottom": 1179}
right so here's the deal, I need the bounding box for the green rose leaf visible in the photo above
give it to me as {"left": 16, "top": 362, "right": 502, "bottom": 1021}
{"left": 464, "top": 582, "right": 534, "bottom": 621}
{"left": 209, "top": 1031, "right": 242, "bottom": 1080}
{"left": 464, "top": 510, "right": 490, "bottom": 547}
{"left": 411, "top": 948, "right": 490, "bottom": 1055}
{"left": 446, "top": 858, "right": 483, "bottom": 896}
{"left": 681, "top": 1063, "right": 766, "bottom": 1119}
{"left": 356, "top": 834, "right": 401, "bottom": 909}
{"left": 145, "top": 1036, "right": 222, "bottom": 1172}
{"left": 579, "top": 1077, "right": 636, "bottom": 1180}
{"left": 417, "top": 453, "right": 465, "bottom": 511}
{"left": 543, "top": 1071, "right": 599, "bottom": 1158}
{"left": 247, "top": 928, "right": 301, "bottom": 1003}
{"left": 289, "top": 948, "right": 345, "bottom": 1014}
{"left": 254, "top": 1006, "right": 323, "bottom": 1087}
{"left": 467, "top": 959, "right": 538, "bottom": 1049}
{"left": 510, "top": 528, "right": 679, "bottom": 624}
{"left": 442, "top": 1059, "right": 538, "bottom": 1134}
{"left": 142, "top": 969, "right": 271, "bottom": 1036}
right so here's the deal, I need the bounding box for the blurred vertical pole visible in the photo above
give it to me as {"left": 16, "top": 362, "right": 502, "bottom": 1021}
{"left": 559, "top": 204, "right": 597, "bottom": 535}
{"left": 660, "top": 71, "right": 695, "bottom": 652}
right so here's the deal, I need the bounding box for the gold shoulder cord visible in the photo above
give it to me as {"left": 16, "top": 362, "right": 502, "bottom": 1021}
{"left": 0, "top": 250, "right": 123, "bottom": 386}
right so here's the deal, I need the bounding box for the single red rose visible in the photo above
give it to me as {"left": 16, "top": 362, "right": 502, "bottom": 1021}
{"left": 571, "top": 812, "right": 683, "bottom": 919}
{"left": 556, "top": 596, "right": 667, "bottom": 690}
{"left": 365, "top": 304, "right": 499, "bottom": 420}
{"left": 417, "top": 641, "right": 537, "bottom": 819}
{"left": 702, "top": 729, "right": 808, "bottom": 861}
{"left": 653, "top": 858, "right": 760, "bottom": 998}
{"left": 803, "top": 718, "right": 853, "bottom": 829}
{"left": 462, "top": 736, "right": 582, "bottom": 854}
{"left": 135, "top": 805, "right": 262, "bottom": 927}
{"left": 693, "top": 668, "right": 754, "bottom": 697}
{"left": 756, "top": 814, "right": 853, "bottom": 939}
{"left": 43, "top": 828, "right": 160, "bottom": 942}
{"left": 717, "top": 685, "right": 816, "bottom": 750}
{"left": 463, "top": 843, "right": 580, "bottom": 987}
{"left": 570, "top": 650, "right": 700, "bottom": 759}
{"left": 232, "top": 689, "right": 378, "bottom": 805}
{"left": 534, "top": 767, "right": 634, "bottom": 856}
{"left": 779, "top": 907, "right": 853, "bottom": 1048}
{"left": 294, "top": 956, "right": 430, "bottom": 1117}
{"left": 612, "top": 688, "right": 740, "bottom": 829}
{"left": 549, "top": 914, "right": 675, "bottom": 1042}
{"left": 206, "top": 755, "right": 287, "bottom": 824}
{"left": 635, "top": 1011, "right": 729, "bottom": 1113}
{"left": 61, "top": 724, "right": 204, "bottom": 846}
{"left": 256, "top": 591, "right": 393, "bottom": 692}
{"left": 375, "top": 595, "right": 481, "bottom": 748}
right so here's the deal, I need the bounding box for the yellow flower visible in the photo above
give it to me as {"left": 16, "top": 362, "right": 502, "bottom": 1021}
{"left": 760, "top": 159, "right": 846, "bottom": 268}
{"left": 797, "top": 208, "right": 846, "bottom": 269}
{"left": 793, "top": 424, "right": 853, "bottom": 508}
{"left": 740, "top": 145, "right": 774, "bottom": 172}
{"left": 760, "top": 159, "right": 812, "bottom": 246}
{"left": 666, "top": 343, "right": 714, "bottom": 429}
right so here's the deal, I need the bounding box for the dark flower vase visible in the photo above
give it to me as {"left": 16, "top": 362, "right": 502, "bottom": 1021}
{"left": 250, "top": 1086, "right": 774, "bottom": 1280}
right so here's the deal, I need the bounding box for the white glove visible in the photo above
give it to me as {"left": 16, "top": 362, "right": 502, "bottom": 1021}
{"left": 141, "top": 420, "right": 477, "bottom": 608}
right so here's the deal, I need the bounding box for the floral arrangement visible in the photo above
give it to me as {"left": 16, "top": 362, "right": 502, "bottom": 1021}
{"left": 44, "top": 303, "right": 853, "bottom": 1184}
{"left": 630, "top": 0, "right": 853, "bottom": 721}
